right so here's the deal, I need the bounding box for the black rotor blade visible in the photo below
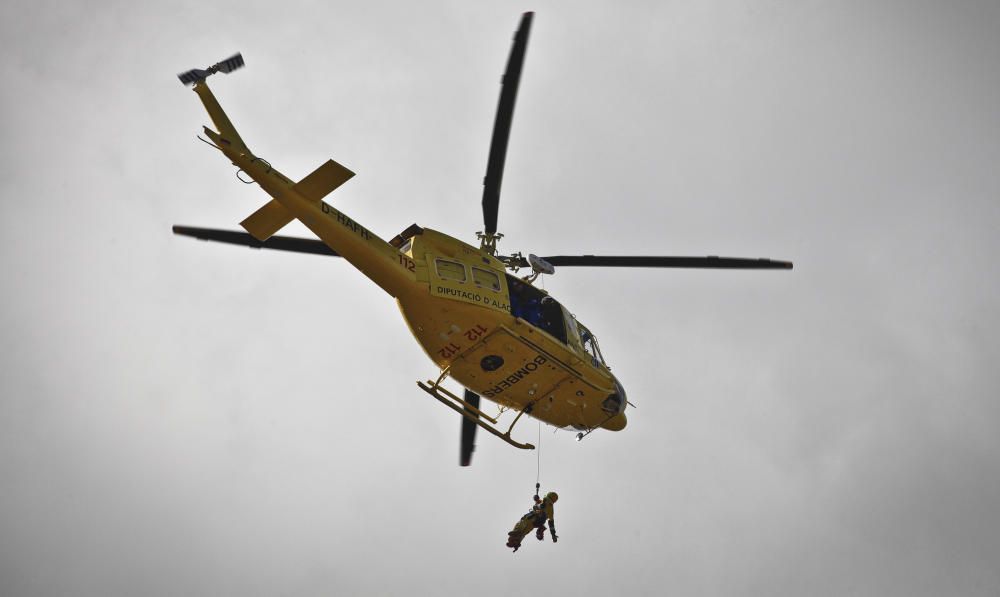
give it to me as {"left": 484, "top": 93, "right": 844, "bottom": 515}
{"left": 460, "top": 389, "right": 481, "bottom": 467}
{"left": 513, "top": 255, "right": 793, "bottom": 269}
{"left": 482, "top": 12, "right": 533, "bottom": 235}
{"left": 173, "top": 226, "right": 341, "bottom": 257}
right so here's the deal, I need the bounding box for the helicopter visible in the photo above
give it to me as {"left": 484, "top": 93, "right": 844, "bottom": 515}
{"left": 173, "top": 12, "right": 792, "bottom": 466}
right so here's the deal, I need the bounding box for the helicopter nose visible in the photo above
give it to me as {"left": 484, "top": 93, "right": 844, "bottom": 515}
{"left": 600, "top": 375, "right": 627, "bottom": 417}
{"left": 600, "top": 376, "right": 628, "bottom": 431}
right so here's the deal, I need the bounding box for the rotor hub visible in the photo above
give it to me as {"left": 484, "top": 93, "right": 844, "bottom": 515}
{"left": 477, "top": 231, "right": 504, "bottom": 255}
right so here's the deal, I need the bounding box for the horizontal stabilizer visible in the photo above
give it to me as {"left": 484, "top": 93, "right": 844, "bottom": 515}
{"left": 241, "top": 200, "right": 294, "bottom": 241}
{"left": 240, "top": 159, "right": 355, "bottom": 241}
{"left": 294, "top": 159, "right": 355, "bottom": 201}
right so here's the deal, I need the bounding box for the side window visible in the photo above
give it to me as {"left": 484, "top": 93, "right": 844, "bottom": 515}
{"left": 565, "top": 313, "right": 581, "bottom": 346}
{"left": 578, "top": 324, "right": 600, "bottom": 366}
{"left": 471, "top": 267, "right": 501, "bottom": 292}
{"left": 580, "top": 330, "right": 596, "bottom": 363}
{"left": 436, "top": 259, "right": 467, "bottom": 282}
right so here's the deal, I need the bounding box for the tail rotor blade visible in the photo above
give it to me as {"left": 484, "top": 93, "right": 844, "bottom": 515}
{"left": 177, "top": 52, "right": 245, "bottom": 86}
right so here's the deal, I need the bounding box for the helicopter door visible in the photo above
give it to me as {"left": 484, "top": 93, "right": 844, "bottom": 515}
{"left": 447, "top": 325, "right": 601, "bottom": 426}
{"left": 506, "top": 275, "right": 567, "bottom": 344}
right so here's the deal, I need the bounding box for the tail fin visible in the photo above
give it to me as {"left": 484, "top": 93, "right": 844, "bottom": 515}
{"left": 178, "top": 53, "right": 355, "bottom": 241}
{"left": 241, "top": 159, "right": 355, "bottom": 241}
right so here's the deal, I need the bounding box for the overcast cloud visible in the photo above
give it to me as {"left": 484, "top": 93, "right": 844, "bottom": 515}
{"left": 2, "top": 1, "right": 998, "bottom": 595}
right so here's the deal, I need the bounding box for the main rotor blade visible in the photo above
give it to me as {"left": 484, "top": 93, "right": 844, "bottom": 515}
{"left": 482, "top": 12, "right": 533, "bottom": 235}
{"left": 513, "top": 255, "right": 793, "bottom": 269}
{"left": 172, "top": 226, "right": 340, "bottom": 257}
{"left": 460, "top": 389, "right": 481, "bottom": 467}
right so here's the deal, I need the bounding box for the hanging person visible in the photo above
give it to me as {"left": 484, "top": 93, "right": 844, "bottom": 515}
{"left": 506, "top": 490, "right": 559, "bottom": 552}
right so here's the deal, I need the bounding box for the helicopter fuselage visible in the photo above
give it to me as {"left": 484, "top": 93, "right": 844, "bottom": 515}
{"left": 191, "top": 79, "right": 627, "bottom": 434}
{"left": 396, "top": 227, "right": 627, "bottom": 432}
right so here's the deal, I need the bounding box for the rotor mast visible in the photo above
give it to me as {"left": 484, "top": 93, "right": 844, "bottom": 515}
{"left": 477, "top": 231, "right": 504, "bottom": 255}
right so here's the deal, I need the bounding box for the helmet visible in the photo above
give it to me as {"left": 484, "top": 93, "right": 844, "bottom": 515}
{"left": 546, "top": 492, "right": 559, "bottom": 503}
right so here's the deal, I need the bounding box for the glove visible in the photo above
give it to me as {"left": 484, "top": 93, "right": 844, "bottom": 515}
{"left": 552, "top": 534, "right": 558, "bottom": 543}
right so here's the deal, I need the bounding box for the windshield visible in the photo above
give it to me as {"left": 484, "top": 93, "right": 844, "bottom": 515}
{"left": 575, "top": 321, "right": 607, "bottom": 367}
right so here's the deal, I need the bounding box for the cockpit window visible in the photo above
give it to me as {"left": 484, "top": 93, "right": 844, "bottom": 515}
{"left": 576, "top": 321, "right": 607, "bottom": 367}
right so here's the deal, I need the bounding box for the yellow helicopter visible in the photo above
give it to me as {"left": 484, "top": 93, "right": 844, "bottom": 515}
{"left": 173, "top": 13, "right": 792, "bottom": 466}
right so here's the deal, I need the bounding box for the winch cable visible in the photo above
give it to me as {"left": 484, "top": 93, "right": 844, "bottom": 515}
{"left": 535, "top": 421, "right": 542, "bottom": 493}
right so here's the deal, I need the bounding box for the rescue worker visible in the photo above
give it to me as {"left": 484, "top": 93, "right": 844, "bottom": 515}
{"left": 506, "top": 491, "right": 559, "bottom": 552}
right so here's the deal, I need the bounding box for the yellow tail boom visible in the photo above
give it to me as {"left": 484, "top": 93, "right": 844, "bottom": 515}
{"left": 179, "top": 54, "right": 418, "bottom": 299}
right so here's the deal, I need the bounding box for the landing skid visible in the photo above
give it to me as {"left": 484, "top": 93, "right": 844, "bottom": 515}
{"left": 417, "top": 373, "right": 536, "bottom": 451}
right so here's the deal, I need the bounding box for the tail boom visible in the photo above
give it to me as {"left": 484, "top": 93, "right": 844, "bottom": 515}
{"left": 187, "top": 74, "right": 416, "bottom": 299}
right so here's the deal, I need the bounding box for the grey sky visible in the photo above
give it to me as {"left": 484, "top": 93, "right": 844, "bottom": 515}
{"left": 2, "top": 1, "right": 999, "bottom": 595}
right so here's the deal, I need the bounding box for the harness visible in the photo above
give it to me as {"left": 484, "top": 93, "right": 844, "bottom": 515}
{"left": 522, "top": 483, "right": 551, "bottom": 525}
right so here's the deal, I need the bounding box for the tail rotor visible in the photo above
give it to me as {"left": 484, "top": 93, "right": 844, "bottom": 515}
{"left": 178, "top": 53, "right": 245, "bottom": 86}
